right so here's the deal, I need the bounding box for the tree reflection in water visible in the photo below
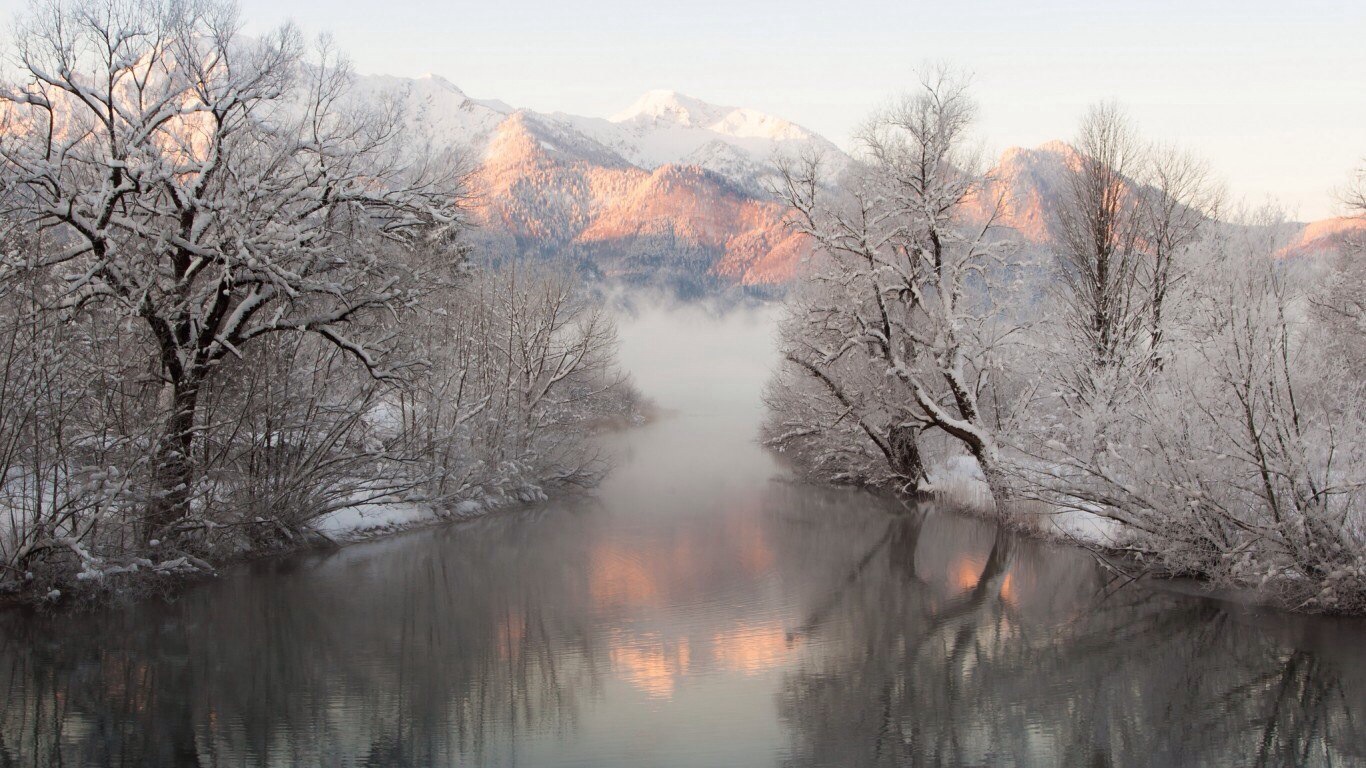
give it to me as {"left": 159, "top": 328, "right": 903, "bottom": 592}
{"left": 0, "top": 492, "right": 1364, "bottom": 767}
{"left": 776, "top": 507, "right": 1366, "bottom": 768}
{"left": 0, "top": 505, "right": 605, "bottom": 767}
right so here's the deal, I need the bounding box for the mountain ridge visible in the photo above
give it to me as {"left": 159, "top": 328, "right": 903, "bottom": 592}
{"left": 364, "top": 74, "right": 1358, "bottom": 287}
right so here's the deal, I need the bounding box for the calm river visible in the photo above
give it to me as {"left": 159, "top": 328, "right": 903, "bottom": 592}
{"left": 1, "top": 303, "right": 1364, "bottom": 767}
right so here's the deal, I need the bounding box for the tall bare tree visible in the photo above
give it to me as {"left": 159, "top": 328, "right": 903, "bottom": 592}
{"left": 1053, "top": 102, "right": 1148, "bottom": 405}
{"left": 770, "top": 69, "right": 1020, "bottom": 510}
{"left": 1343, "top": 164, "right": 1366, "bottom": 213}
{"left": 1138, "top": 144, "right": 1219, "bottom": 367}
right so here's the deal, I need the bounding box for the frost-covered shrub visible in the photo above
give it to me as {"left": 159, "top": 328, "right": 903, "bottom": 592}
{"left": 1017, "top": 215, "right": 1366, "bottom": 611}
{"left": 392, "top": 263, "right": 637, "bottom": 507}
{"left": 0, "top": 243, "right": 168, "bottom": 595}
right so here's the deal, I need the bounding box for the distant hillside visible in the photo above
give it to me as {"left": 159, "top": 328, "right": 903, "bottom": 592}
{"left": 362, "top": 74, "right": 1359, "bottom": 288}
{"left": 1280, "top": 216, "right": 1366, "bottom": 259}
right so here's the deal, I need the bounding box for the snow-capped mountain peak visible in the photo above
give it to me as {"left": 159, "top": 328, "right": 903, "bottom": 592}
{"left": 708, "top": 107, "right": 811, "bottom": 141}
{"left": 357, "top": 73, "right": 846, "bottom": 191}
{"left": 576, "top": 88, "right": 844, "bottom": 176}
{"left": 610, "top": 89, "right": 723, "bottom": 127}
{"left": 416, "top": 72, "right": 462, "bottom": 93}
{"left": 610, "top": 89, "right": 814, "bottom": 142}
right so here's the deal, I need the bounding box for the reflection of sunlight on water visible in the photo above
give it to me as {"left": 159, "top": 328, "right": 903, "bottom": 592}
{"left": 950, "top": 555, "right": 1018, "bottom": 606}
{"left": 591, "top": 545, "right": 662, "bottom": 608}
{"left": 496, "top": 612, "right": 525, "bottom": 661}
{"left": 712, "top": 622, "right": 801, "bottom": 676}
{"left": 610, "top": 621, "right": 804, "bottom": 699}
{"left": 951, "top": 556, "right": 985, "bottom": 592}
{"left": 726, "top": 509, "right": 775, "bottom": 574}
{"left": 610, "top": 630, "right": 691, "bottom": 699}
{"left": 588, "top": 503, "right": 779, "bottom": 616}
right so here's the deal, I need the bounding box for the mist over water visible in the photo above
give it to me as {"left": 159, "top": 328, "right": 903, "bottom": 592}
{"left": 1, "top": 302, "right": 1365, "bottom": 766}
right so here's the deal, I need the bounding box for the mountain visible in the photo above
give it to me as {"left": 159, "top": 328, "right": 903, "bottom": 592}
{"left": 472, "top": 111, "right": 808, "bottom": 287}
{"left": 364, "top": 76, "right": 839, "bottom": 197}
{"left": 1281, "top": 216, "right": 1366, "bottom": 259}
{"left": 568, "top": 89, "right": 847, "bottom": 194}
{"left": 970, "top": 141, "right": 1363, "bottom": 261}
{"left": 975, "top": 141, "right": 1078, "bottom": 245}
{"left": 361, "top": 74, "right": 1357, "bottom": 288}
{"left": 360, "top": 75, "right": 829, "bottom": 289}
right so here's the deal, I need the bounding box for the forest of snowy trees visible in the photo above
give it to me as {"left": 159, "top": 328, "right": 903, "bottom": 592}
{"left": 764, "top": 69, "right": 1366, "bottom": 612}
{"left": 0, "top": 0, "right": 1358, "bottom": 616}
{"left": 0, "top": 0, "right": 635, "bottom": 601}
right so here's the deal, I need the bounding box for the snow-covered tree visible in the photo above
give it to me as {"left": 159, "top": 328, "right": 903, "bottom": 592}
{"left": 393, "top": 262, "right": 632, "bottom": 505}
{"left": 768, "top": 69, "right": 1022, "bottom": 510}
{"left": 1137, "top": 144, "right": 1220, "bottom": 368}
{"left": 0, "top": 0, "right": 464, "bottom": 538}
{"left": 1047, "top": 104, "right": 1220, "bottom": 449}
{"left": 1021, "top": 208, "right": 1366, "bottom": 610}
{"left": 768, "top": 86, "right": 1363, "bottom": 610}
{"left": 1052, "top": 103, "right": 1149, "bottom": 411}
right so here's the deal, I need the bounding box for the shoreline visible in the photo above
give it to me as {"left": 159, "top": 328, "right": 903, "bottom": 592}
{"left": 1, "top": 408, "right": 659, "bottom": 614}
{"left": 793, "top": 460, "right": 1366, "bottom": 619}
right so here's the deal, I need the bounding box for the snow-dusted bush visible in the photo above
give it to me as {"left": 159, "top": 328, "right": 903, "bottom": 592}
{"left": 1016, "top": 211, "right": 1366, "bottom": 611}
{"left": 392, "top": 262, "right": 636, "bottom": 507}
{"left": 0, "top": 228, "right": 171, "bottom": 595}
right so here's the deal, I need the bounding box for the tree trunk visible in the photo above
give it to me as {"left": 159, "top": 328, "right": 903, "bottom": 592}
{"left": 975, "top": 450, "right": 1012, "bottom": 518}
{"left": 888, "top": 423, "right": 928, "bottom": 493}
{"left": 146, "top": 379, "right": 199, "bottom": 540}
{"left": 959, "top": 436, "right": 1010, "bottom": 518}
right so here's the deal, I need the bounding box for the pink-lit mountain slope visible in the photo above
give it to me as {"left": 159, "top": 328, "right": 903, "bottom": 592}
{"left": 363, "top": 74, "right": 1356, "bottom": 287}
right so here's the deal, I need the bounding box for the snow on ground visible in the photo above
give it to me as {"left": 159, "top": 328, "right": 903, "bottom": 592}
{"left": 928, "top": 454, "right": 1122, "bottom": 544}
{"left": 926, "top": 455, "right": 992, "bottom": 510}
{"left": 308, "top": 484, "right": 549, "bottom": 544}
{"left": 313, "top": 497, "right": 492, "bottom": 542}
{"left": 312, "top": 501, "right": 439, "bottom": 540}
{"left": 1044, "top": 506, "right": 1122, "bottom": 544}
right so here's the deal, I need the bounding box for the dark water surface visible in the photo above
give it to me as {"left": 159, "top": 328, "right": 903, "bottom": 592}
{"left": 2, "top": 305, "right": 1364, "bottom": 767}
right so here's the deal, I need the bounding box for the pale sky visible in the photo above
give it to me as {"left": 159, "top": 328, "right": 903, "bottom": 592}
{"left": 7, "top": 0, "right": 1364, "bottom": 219}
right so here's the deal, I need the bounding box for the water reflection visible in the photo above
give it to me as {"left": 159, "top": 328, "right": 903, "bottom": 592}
{"left": 777, "top": 510, "right": 1366, "bottom": 768}
{"left": 0, "top": 303, "right": 1363, "bottom": 767}
{"left": 2, "top": 467, "right": 1364, "bottom": 768}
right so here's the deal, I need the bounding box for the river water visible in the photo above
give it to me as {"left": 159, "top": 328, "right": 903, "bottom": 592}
{"left": 1, "top": 303, "right": 1364, "bottom": 767}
